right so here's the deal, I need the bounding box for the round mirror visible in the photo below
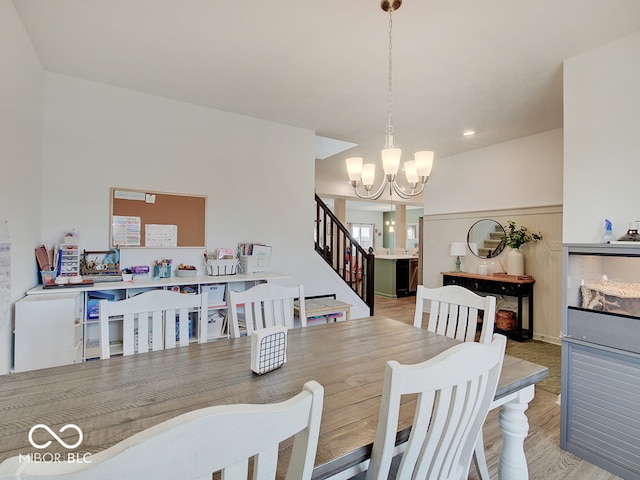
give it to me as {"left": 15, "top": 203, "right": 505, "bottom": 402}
{"left": 467, "top": 219, "right": 506, "bottom": 258}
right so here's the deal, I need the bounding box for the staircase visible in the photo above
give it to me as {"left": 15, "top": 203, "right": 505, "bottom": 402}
{"left": 478, "top": 227, "right": 505, "bottom": 258}
{"left": 314, "top": 195, "right": 374, "bottom": 315}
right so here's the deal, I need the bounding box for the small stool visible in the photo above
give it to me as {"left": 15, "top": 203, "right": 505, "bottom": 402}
{"left": 294, "top": 298, "right": 352, "bottom": 325}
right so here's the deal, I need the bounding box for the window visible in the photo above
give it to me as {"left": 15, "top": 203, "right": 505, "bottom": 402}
{"left": 351, "top": 223, "right": 374, "bottom": 249}
{"left": 407, "top": 224, "right": 417, "bottom": 240}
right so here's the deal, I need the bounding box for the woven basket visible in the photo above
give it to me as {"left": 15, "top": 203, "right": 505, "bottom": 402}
{"left": 206, "top": 259, "right": 237, "bottom": 276}
{"left": 496, "top": 310, "right": 516, "bottom": 331}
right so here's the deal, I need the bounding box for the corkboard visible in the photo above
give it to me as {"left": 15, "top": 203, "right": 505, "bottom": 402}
{"left": 110, "top": 188, "right": 206, "bottom": 247}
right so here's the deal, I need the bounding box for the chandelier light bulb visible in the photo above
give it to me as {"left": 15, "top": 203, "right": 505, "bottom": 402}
{"left": 414, "top": 151, "right": 434, "bottom": 178}
{"left": 404, "top": 160, "right": 419, "bottom": 185}
{"left": 381, "top": 148, "right": 401, "bottom": 176}
{"left": 361, "top": 164, "right": 376, "bottom": 188}
{"left": 346, "top": 157, "right": 364, "bottom": 182}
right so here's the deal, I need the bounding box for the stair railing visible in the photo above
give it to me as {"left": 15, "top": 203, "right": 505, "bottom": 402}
{"left": 314, "top": 194, "right": 374, "bottom": 315}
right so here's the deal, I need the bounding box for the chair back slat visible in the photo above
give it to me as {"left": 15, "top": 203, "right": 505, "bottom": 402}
{"left": 152, "top": 310, "right": 163, "bottom": 351}
{"left": 122, "top": 313, "right": 135, "bottom": 356}
{"left": 426, "top": 300, "right": 439, "bottom": 332}
{"left": 244, "top": 301, "right": 257, "bottom": 336}
{"left": 164, "top": 307, "right": 177, "bottom": 349}
{"left": 263, "top": 299, "right": 276, "bottom": 328}
{"left": 137, "top": 311, "right": 150, "bottom": 354}
{"left": 178, "top": 308, "right": 190, "bottom": 347}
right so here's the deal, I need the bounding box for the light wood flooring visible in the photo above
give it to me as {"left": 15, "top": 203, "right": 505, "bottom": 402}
{"left": 373, "top": 295, "right": 621, "bottom": 480}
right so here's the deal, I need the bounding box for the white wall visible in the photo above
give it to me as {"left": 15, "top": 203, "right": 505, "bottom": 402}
{"left": 41, "top": 73, "right": 370, "bottom": 318}
{"left": 563, "top": 31, "right": 640, "bottom": 242}
{"left": 423, "top": 129, "right": 563, "bottom": 215}
{"left": 0, "top": 0, "right": 44, "bottom": 373}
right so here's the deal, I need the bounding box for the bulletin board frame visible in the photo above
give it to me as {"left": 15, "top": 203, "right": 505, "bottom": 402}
{"left": 110, "top": 188, "right": 206, "bottom": 248}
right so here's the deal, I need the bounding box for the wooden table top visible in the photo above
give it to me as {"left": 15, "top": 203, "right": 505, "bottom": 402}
{"left": 442, "top": 270, "right": 535, "bottom": 284}
{"left": 0, "top": 316, "right": 547, "bottom": 478}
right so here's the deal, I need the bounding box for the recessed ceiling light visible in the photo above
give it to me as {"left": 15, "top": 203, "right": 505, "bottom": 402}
{"left": 463, "top": 130, "right": 475, "bottom": 136}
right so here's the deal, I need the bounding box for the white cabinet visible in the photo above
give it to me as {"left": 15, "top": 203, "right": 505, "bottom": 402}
{"left": 23, "top": 272, "right": 289, "bottom": 365}
{"left": 14, "top": 292, "right": 83, "bottom": 372}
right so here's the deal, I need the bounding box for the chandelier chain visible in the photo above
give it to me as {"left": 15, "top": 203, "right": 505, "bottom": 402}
{"left": 386, "top": 8, "right": 394, "bottom": 137}
{"left": 344, "top": 1, "right": 433, "bottom": 201}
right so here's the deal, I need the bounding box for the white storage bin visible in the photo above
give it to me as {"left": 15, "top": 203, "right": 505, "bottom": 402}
{"left": 201, "top": 284, "right": 225, "bottom": 304}
{"left": 240, "top": 255, "right": 270, "bottom": 274}
{"left": 207, "top": 313, "right": 226, "bottom": 339}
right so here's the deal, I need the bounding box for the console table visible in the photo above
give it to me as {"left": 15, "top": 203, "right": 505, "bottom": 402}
{"left": 441, "top": 271, "right": 535, "bottom": 341}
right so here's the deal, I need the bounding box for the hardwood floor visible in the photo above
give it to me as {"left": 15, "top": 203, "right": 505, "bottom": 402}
{"left": 372, "top": 295, "right": 621, "bottom": 480}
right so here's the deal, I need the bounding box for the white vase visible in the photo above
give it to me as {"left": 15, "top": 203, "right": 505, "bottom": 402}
{"left": 506, "top": 248, "right": 524, "bottom": 276}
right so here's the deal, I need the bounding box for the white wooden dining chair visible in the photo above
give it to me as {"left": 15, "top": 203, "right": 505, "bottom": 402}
{"left": 365, "top": 335, "right": 506, "bottom": 480}
{"left": 227, "top": 283, "right": 305, "bottom": 338}
{"left": 413, "top": 284, "right": 497, "bottom": 479}
{"left": 99, "top": 289, "right": 208, "bottom": 359}
{"left": 413, "top": 284, "right": 496, "bottom": 345}
{"left": 0, "top": 380, "right": 324, "bottom": 480}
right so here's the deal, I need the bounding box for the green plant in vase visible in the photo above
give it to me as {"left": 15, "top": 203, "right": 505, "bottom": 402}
{"left": 500, "top": 221, "right": 543, "bottom": 276}
{"left": 501, "top": 221, "right": 543, "bottom": 249}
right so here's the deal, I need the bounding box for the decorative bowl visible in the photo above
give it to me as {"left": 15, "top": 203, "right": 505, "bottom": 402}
{"left": 176, "top": 269, "right": 197, "bottom": 277}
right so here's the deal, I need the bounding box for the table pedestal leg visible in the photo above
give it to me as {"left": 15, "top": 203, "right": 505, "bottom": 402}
{"left": 498, "top": 385, "right": 534, "bottom": 480}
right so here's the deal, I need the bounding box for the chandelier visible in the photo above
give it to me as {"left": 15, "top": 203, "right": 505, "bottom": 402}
{"left": 346, "top": 0, "right": 434, "bottom": 200}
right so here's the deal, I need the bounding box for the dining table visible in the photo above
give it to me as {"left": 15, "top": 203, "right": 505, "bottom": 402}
{"left": 0, "top": 316, "right": 547, "bottom": 479}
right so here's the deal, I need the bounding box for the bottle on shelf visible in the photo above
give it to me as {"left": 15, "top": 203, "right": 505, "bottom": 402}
{"left": 601, "top": 219, "right": 614, "bottom": 243}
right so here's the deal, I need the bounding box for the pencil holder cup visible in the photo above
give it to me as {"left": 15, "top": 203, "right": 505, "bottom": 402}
{"left": 40, "top": 269, "right": 57, "bottom": 284}
{"left": 154, "top": 264, "right": 171, "bottom": 278}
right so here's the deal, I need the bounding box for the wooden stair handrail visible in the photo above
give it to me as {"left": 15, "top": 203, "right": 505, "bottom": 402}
{"left": 314, "top": 194, "right": 374, "bottom": 315}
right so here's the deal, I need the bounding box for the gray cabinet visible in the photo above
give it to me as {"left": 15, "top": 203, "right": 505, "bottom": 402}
{"left": 561, "top": 243, "right": 640, "bottom": 480}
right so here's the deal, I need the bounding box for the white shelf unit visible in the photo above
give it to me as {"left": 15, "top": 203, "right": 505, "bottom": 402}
{"left": 14, "top": 292, "right": 83, "bottom": 372}
{"left": 23, "top": 272, "right": 289, "bottom": 365}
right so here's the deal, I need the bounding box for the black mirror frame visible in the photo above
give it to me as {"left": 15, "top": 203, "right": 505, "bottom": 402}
{"left": 467, "top": 219, "right": 506, "bottom": 259}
